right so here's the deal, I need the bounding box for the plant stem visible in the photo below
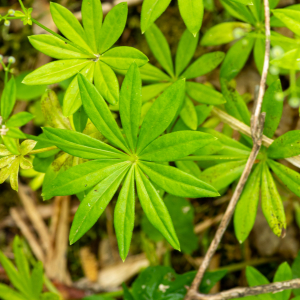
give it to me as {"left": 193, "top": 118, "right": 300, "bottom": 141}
{"left": 18, "top": 0, "right": 26, "bottom": 13}
{"left": 29, "top": 146, "right": 57, "bottom": 155}
{"left": 185, "top": 0, "right": 271, "bottom": 298}
{"left": 31, "top": 19, "right": 95, "bottom": 58}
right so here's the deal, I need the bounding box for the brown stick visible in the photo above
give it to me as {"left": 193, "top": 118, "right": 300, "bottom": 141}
{"left": 188, "top": 279, "right": 300, "bottom": 300}
{"left": 185, "top": 0, "right": 271, "bottom": 298}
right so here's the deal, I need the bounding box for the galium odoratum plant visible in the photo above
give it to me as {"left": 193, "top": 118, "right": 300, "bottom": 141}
{"left": 41, "top": 63, "right": 219, "bottom": 260}
{"left": 22, "top": 0, "right": 148, "bottom": 116}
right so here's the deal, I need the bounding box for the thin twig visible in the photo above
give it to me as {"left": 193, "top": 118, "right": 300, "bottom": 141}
{"left": 189, "top": 279, "right": 300, "bottom": 300}
{"left": 185, "top": 0, "right": 271, "bottom": 298}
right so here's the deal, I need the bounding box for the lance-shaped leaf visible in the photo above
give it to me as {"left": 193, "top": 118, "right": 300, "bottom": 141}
{"left": 120, "top": 63, "right": 142, "bottom": 152}
{"left": 145, "top": 24, "right": 174, "bottom": 77}
{"left": 1, "top": 76, "right": 16, "bottom": 121}
{"left": 142, "top": 83, "right": 171, "bottom": 103}
{"left": 271, "top": 48, "right": 300, "bottom": 70}
{"left": 42, "top": 160, "right": 126, "bottom": 200}
{"left": 43, "top": 127, "right": 128, "bottom": 159}
{"left": 94, "top": 61, "right": 119, "bottom": 105}
{"left": 82, "top": 0, "right": 103, "bottom": 53}
{"left": 135, "top": 165, "right": 180, "bottom": 250}
{"left": 273, "top": 262, "right": 292, "bottom": 300}
{"left": 178, "top": 0, "right": 203, "bottom": 36}
{"left": 50, "top": 2, "right": 92, "bottom": 53}
{"left": 261, "top": 80, "right": 283, "bottom": 138}
{"left": 5, "top": 128, "right": 26, "bottom": 139}
{"left": 139, "top": 131, "right": 216, "bottom": 162}
{"left": 261, "top": 163, "right": 286, "bottom": 237}
{"left": 139, "top": 161, "right": 219, "bottom": 198}
{"left": 176, "top": 30, "right": 199, "bottom": 77}
{"left": 268, "top": 159, "right": 300, "bottom": 197}
{"left": 2, "top": 136, "right": 19, "bottom": 155}
{"left": 28, "top": 35, "right": 92, "bottom": 59}
{"left": 69, "top": 163, "right": 130, "bottom": 244}
{"left": 0, "top": 283, "right": 25, "bottom": 300}
{"left": 0, "top": 155, "right": 16, "bottom": 168}
{"left": 201, "top": 22, "right": 252, "bottom": 46}
{"left": 78, "top": 73, "right": 130, "bottom": 153}
{"left": 182, "top": 52, "right": 224, "bottom": 79}
{"left": 180, "top": 96, "right": 198, "bottom": 130}
{"left": 137, "top": 79, "right": 185, "bottom": 153}
{"left": 41, "top": 90, "right": 71, "bottom": 130}
{"left": 73, "top": 107, "right": 88, "bottom": 133}
{"left": 22, "top": 59, "right": 90, "bottom": 85}
{"left": 30, "top": 262, "right": 44, "bottom": 299}
{"left": 9, "top": 158, "right": 20, "bottom": 191}
{"left": 63, "top": 62, "right": 95, "bottom": 116}
{"left": 100, "top": 47, "right": 148, "bottom": 70}
{"left": 267, "top": 130, "right": 300, "bottom": 159}
{"left": 139, "top": 63, "right": 171, "bottom": 82}
{"left": 97, "top": 2, "right": 128, "bottom": 53}
{"left": 114, "top": 166, "right": 135, "bottom": 261}
{"left": 6, "top": 112, "right": 34, "bottom": 128}
{"left": 199, "top": 160, "right": 247, "bottom": 191}
{"left": 175, "top": 161, "right": 201, "bottom": 178}
{"left": 186, "top": 82, "right": 226, "bottom": 105}
{"left": 141, "top": 0, "right": 171, "bottom": 33}
{"left": 220, "top": 37, "right": 254, "bottom": 81}
{"left": 234, "top": 163, "right": 262, "bottom": 244}
{"left": 272, "top": 9, "right": 300, "bottom": 36}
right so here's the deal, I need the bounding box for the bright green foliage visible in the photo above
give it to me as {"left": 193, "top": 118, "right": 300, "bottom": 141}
{"left": 141, "top": 25, "right": 225, "bottom": 130}
{"left": 23, "top": 0, "right": 148, "bottom": 116}
{"left": 0, "top": 236, "right": 59, "bottom": 300}
{"left": 41, "top": 64, "right": 219, "bottom": 260}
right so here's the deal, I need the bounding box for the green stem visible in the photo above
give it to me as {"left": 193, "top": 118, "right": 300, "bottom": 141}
{"left": 290, "top": 69, "right": 297, "bottom": 98}
{"left": 29, "top": 146, "right": 57, "bottom": 155}
{"left": 43, "top": 275, "right": 64, "bottom": 299}
{"left": 18, "top": 0, "right": 26, "bottom": 13}
{"left": 31, "top": 18, "right": 95, "bottom": 58}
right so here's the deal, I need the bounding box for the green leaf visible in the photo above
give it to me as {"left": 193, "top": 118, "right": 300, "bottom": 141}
{"left": 261, "top": 163, "right": 286, "bottom": 238}
{"left": 0, "top": 284, "right": 25, "bottom": 300}
{"left": 22, "top": 59, "right": 90, "bottom": 85}
{"left": 145, "top": 24, "right": 174, "bottom": 77}
{"left": 221, "top": 79, "right": 251, "bottom": 126}
{"left": 135, "top": 166, "right": 180, "bottom": 250}
{"left": 69, "top": 163, "right": 130, "bottom": 244}
{"left": 94, "top": 61, "right": 119, "bottom": 105}
{"left": 73, "top": 107, "right": 88, "bottom": 132}
{"left": 78, "top": 73, "right": 130, "bottom": 153}
{"left": 137, "top": 79, "right": 186, "bottom": 153}
{"left": 234, "top": 163, "right": 262, "bottom": 243}
{"left": 220, "top": 0, "right": 255, "bottom": 24}
{"left": 63, "top": 62, "right": 95, "bottom": 116}
{"left": 140, "top": 0, "right": 171, "bottom": 33}
{"left": 82, "top": 0, "right": 103, "bottom": 53}
{"left": 182, "top": 52, "right": 224, "bottom": 79}
{"left": 292, "top": 251, "right": 300, "bottom": 296}
{"left": 5, "top": 128, "right": 26, "bottom": 139}
{"left": 50, "top": 2, "right": 92, "bottom": 53}
{"left": 142, "top": 83, "right": 171, "bottom": 103}
{"left": 28, "top": 35, "right": 92, "bottom": 59}
{"left": 270, "top": 48, "right": 300, "bottom": 70}
{"left": 176, "top": 30, "right": 199, "bottom": 77}
{"left": 41, "top": 89, "right": 71, "bottom": 130}
{"left": 139, "top": 63, "right": 171, "bottom": 82}
{"left": 268, "top": 160, "right": 300, "bottom": 197}
{"left": 139, "top": 131, "right": 215, "bottom": 162}
{"left": 1, "top": 76, "right": 16, "bottom": 121}
{"left": 246, "top": 267, "right": 274, "bottom": 300}
{"left": 97, "top": 2, "right": 128, "bottom": 53}
{"left": 272, "top": 9, "right": 300, "bottom": 36}
{"left": 42, "top": 160, "right": 126, "bottom": 200}
{"left": 40, "top": 293, "right": 60, "bottom": 300}
{"left": 273, "top": 262, "right": 292, "bottom": 300}
{"left": 201, "top": 22, "right": 251, "bottom": 46}
{"left": 267, "top": 130, "right": 300, "bottom": 159}
{"left": 220, "top": 37, "right": 254, "bottom": 81}
{"left": 6, "top": 112, "right": 33, "bottom": 128}
{"left": 13, "top": 237, "right": 30, "bottom": 288}
{"left": 261, "top": 80, "right": 283, "bottom": 138}
{"left": 30, "top": 261, "right": 44, "bottom": 299}
{"left": 230, "top": 0, "right": 254, "bottom": 4}
{"left": 100, "top": 47, "right": 148, "bottom": 70}
{"left": 120, "top": 63, "right": 142, "bottom": 152}
{"left": 114, "top": 166, "right": 135, "bottom": 261}
{"left": 199, "top": 160, "right": 247, "bottom": 191}
{"left": 43, "top": 127, "right": 128, "bottom": 159}
{"left": 186, "top": 82, "right": 226, "bottom": 105}
{"left": 2, "top": 136, "right": 20, "bottom": 155}
{"left": 175, "top": 161, "right": 201, "bottom": 178}
{"left": 139, "top": 161, "right": 219, "bottom": 198}
{"left": 180, "top": 96, "right": 198, "bottom": 130}
{"left": 178, "top": 0, "right": 204, "bottom": 36}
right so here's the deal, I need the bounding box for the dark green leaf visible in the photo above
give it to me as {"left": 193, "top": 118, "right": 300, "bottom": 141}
{"left": 1, "top": 76, "right": 16, "bottom": 121}
{"left": 122, "top": 283, "right": 134, "bottom": 300}
{"left": 292, "top": 251, "right": 300, "bottom": 296}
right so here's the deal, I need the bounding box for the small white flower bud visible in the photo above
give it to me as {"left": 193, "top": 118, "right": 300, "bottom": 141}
{"left": 0, "top": 55, "right": 3, "bottom": 61}
{"left": 4, "top": 20, "right": 10, "bottom": 27}
{"left": 269, "top": 65, "right": 280, "bottom": 75}
{"left": 288, "top": 97, "right": 300, "bottom": 108}
{"left": 271, "top": 46, "right": 284, "bottom": 59}
{"left": 233, "top": 28, "right": 245, "bottom": 39}
{"left": 8, "top": 9, "right": 15, "bottom": 16}
{"left": 275, "top": 92, "right": 284, "bottom": 102}
{"left": 8, "top": 56, "right": 16, "bottom": 64}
